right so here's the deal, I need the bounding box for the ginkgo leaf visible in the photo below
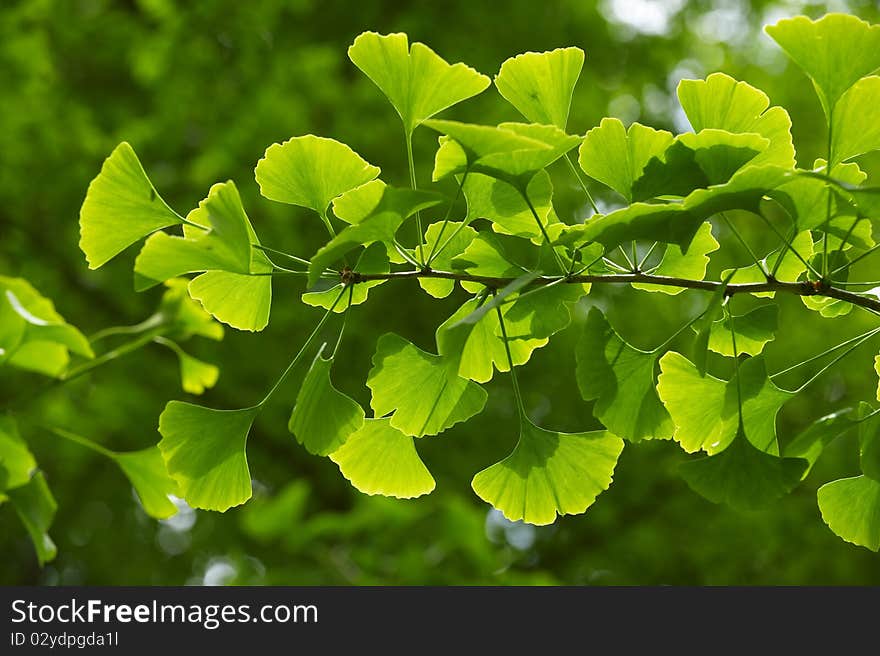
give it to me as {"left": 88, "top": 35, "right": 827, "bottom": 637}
{"left": 0, "top": 281, "right": 94, "bottom": 378}
{"left": 575, "top": 308, "right": 673, "bottom": 442}
{"left": 471, "top": 419, "right": 623, "bottom": 526}
{"left": 818, "top": 475, "right": 880, "bottom": 551}
{"left": 677, "top": 73, "right": 796, "bottom": 168}
{"left": 367, "top": 333, "right": 487, "bottom": 438}
{"left": 423, "top": 119, "right": 581, "bottom": 189}
{"left": 771, "top": 160, "right": 865, "bottom": 231}
{"left": 577, "top": 164, "right": 790, "bottom": 251}
{"left": 255, "top": 135, "right": 380, "bottom": 215}
{"left": 134, "top": 181, "right": 254, "bottom": 290}
{"left": 417, "top": 221, "right": 477, "bottom": 298}
{"left": 79, "top": 142, "right": 182, "bottom": 269}
{"left": 706, "top": 304, "right": 779, "bottom": 357}
{"left": 657, "top": 352, "right": 792, "bottom": 455}
{"left": 679, "top": 427, "right": 806, "bottom": 512}
{"left": 6, "top": 472, "right": 57, "bottom": 565}
{"left": 632, "top": 222, "right": 719, "bottom": 295}
{"left": 289, "top": 345, "right": 365, "bottom": 456}
{"left": 308, "top": 185, "right": 443, "bottom": 286}
{"left": 765, "top": 14, "right": 880, "bottom": 118}
{"left": 0, "top": 416, "right": 36, "bottom": 491}
{"left": 451, "top": 233, "right": 527, "bottom": 279}
{"left": 188, "top": 271, "right": 272, "bottom": 333}
{"left": 463, "top": 170, "right": 556, "bottom": 240}
{"left": 494, "top": 47, "right": 585, "bottom": 128}
{"left": 825, "top": 216, "right": 874, "bottom": 251}
{"left": 348, "top": 31, "right": 490, "bottom": 134}
{"left": 158, "top": 402, "right": 258, "bottom": 511}
{"left": 784, "top": 408, "right": 861, "bottom": 478}
{"left": 500, "top": 283, "right": 588, "bottom": 340}
{"left": 578, "top": 118, "right": 674, "bottom": 201}
{"left": 631, "top": 129, "right": 769, "bottom": 201}
{"left": 112, "top": 447, "right": 180, "bottom": 519}
{"left": 330, "top": 418, "right": 435, "bottom": 498}
{"left": 831, "top": 76, "right": 880, "bottom": 165}
{"left": 691, "top": 272, "right": 734, "bottom": 377}
{"left": 303, "top": 243, "right": 388, "bottom": 311}
{"left": 436, "top": 297, "right": 547, "bottom": 383}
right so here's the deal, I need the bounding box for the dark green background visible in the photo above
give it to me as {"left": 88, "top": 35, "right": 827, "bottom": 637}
{"left": 2, "top": 0, "right": 880, "bottom": 585}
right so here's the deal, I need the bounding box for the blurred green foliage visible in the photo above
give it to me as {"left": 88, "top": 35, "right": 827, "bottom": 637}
{"left": 3, "top": 0, "right": 880, "bottom": 585}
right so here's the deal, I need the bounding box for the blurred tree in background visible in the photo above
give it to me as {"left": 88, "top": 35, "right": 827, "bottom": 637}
{"left": 2, "top": 0, "right": 880, "bottom": 585}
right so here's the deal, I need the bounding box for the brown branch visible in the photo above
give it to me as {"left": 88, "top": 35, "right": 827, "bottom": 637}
{"left": 350, "top": 270, "right": 880, "bottom": 314}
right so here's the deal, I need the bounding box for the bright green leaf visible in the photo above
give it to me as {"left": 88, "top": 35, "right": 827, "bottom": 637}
{"left": 158, "top": 402, "right": 258, "bottom": 511}
{"left": 367, "top": 333, "right": 487, "bottom": 438}
{"left": 494, "top": 47, "right": 584, "bottom": 128}
{"left": 417, "top": 221, "right": 477, "bottom": 298}
{"left": 772, "top": 160, "right": 866, "bottom": 231}
{"left": 578, "top": 118, "right": 674, "bottom": 201}
{"left": 765, "top": 14, "right": 880, "bottom": 118}
{"left": 677, "top": 73, "right": 796, "bottom": 168}
{"left": 134, "top": 181, "right": 254, "bottom": 290}
{"left": 657, "top": 352, "right": 792, "bottom": 454}
{"left": 706, "top": 304, "right": 778, "bottom": 357}
{"left": 692, "top": 271, "right": 735, "bottom": 376}
{"left": 255, "top": 135, "right": 380, "bottom": 215}
{"left": 818, "top": 475, "right": 880, "bottom": 551}
{"left": 463, "top": 170, "right": 556, "bottom": 240}
{"left": 831, "top": 76, "right": 880, "bottom": 165}
{"left": 79, "top": 142, "right": 182, "bottom": 269}
{"left": 113, "top": 447, "right": 180, "bottom": 519}
{"left": 289, "top": 345, "right": 365, "bottom": 456}
{"left": 436, "top": 297, "right": 547, "bottom": 383}
{"left": 348, "top": 32, "right": 490, "bottom": 134}
{"left": 575, "top": 308, "right": 673, "bottom": 442}
{"left": 330, "top": 417, "right": 435, "bottom": 498}
{"left": 471, "top": 419, "right": 623, "bottom": 526}
{"left": 500, "top": 283, "right": 588, "bottom": 340}
{"left": 721, "top": 231, "right": 814, "bottom": 296}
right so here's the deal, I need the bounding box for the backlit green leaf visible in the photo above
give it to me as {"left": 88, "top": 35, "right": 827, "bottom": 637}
{"left": 631, "top": 129, "right": 768, "bottom": 201}
{"left": 657, "top": 352, "right": 792, "bottom": 454}
{"left": 289, "top": 345, "right": 365, "bottom": 456}
{"left": 772, "top": 161, "right": 865, "bottom": 231}
{"left": 330, "top": 418, "right": 435, "bottom": 498}
{"left": 818, "top": 475, "right": 880, "bottom": 551}
{"left": 7, "top": 472, "right": 57, "bottom": 565}
{"left": 134, "top": 181, "right": 255, "bottom": 290}
{"left": 677, "top": 73, "right": 796, "bottom": 168}
{"left": 721, "top": 231, "right": 814, "bottom": 297}
{"left": 112, "top": 447, "right": 180, "bottom": 519}
{"left": 680, "top": 427, "right": 806, "bottom": 512}
{"left": 578, "top": 118, "right": 673, "bottom": 201}
{"left": 500, "top": 283, "right": 588, "bottom": 340}
{"left": 176, "top": 348, "right": 219, "bottom": 395}
{"left": 367, "top": 333, "right": 487, "bottom": 438}
{"left": 831, "top": 76, "right": 880, "bottom": 165}
{"left": 463, "top": 170, "right": 556, "bottom": 240}
{"left": 417, "top": 221, "right": 477, "bottom": 298}
{"left": 765, "top": 14, "right": 880, "bottom": 118}
{"left": 706, "top": 304, "right": 778, "bottom": 357}
{"left": 495, "top": 47, "right": 584, "bottom": 128}
{"left": 436, "top": 297, "right": 547, "bottom": 383}
{"left": 158, "top": 402, "right": 258, "bottom": 511}
{"left": 255, "top": 135, "right": 380, "bottom": 215}
{"left": 348, "top": 32, "right": 490, "bottom": 134}
{"left": 575, "top": 308, "right": 673, "bottom": 442}
{"left": 471, "top": 420, "right": 623, "bottom": 526}
{"left": 79, "top": 142, "right": 182, "bottom": 269}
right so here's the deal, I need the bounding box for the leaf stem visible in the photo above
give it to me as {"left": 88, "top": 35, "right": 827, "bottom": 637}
{"left": 89, "top": 314, "right": 165, "bottom": 343}
{"left": 721, "top": 212, "right": 766, "bottom": 277}
{"left": 772, "top": 326, "right": 880, "bottom": 379}
{"left": 564, "top": 152, "right": 600, "bottom": 214}
{"left": 828, "top": 242, "right": 880, "bottom": 277}
{"left": 522, "top": 191, "right": 567, "bottom": 274}
{"left": 405, "top": 130, "right": 425, "bottom": 267}
{"left": 794, "top": 327, "right": 880, "bottom": 393}
{"left": 47, "top": 426, "right": 115, "bottom": 458}
{"left": 426, "top": 170, "right": 468, "bottom": 265}
{"left": 495, "top": 300, "right": 526, "bottom": 421}
{"left": 258, "top": 287, "right": 346, "bottom": 407}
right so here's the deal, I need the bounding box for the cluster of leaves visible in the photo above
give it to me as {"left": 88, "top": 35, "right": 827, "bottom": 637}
{"left": 6, "top": 13, "right": 880, "bottom": 565}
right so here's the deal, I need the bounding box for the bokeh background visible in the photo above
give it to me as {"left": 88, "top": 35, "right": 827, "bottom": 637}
{"left": 3, "top": 0, "right": 880, "bottom": 585}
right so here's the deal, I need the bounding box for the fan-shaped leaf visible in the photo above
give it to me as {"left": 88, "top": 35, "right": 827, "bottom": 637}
{"left": 831, "top": 76, "right": 880, "bottom": 165}
{"left": 632, "top": 222, "right": 718, "bottom": 294}
{"left": 818, "top": 475, "right": 880, "bottom": 551}
{"left": 6, "top": 472, "right": 57, "bottom": 565}
{"left": 0, "top": 416, "right": 36, "bottom": 491}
